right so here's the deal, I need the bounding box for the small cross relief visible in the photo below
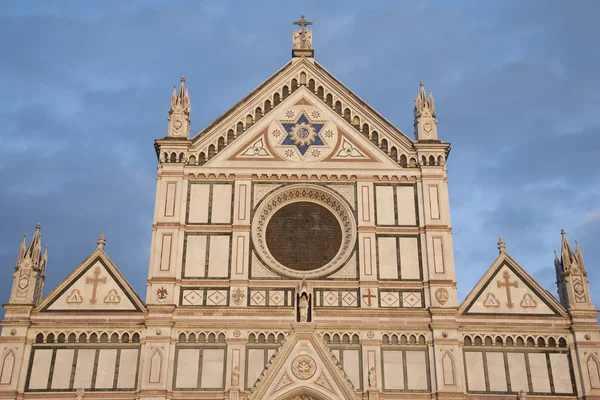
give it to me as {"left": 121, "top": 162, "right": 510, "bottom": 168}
{"left": 497, "top": 270, "right": 518, "bottom": 308}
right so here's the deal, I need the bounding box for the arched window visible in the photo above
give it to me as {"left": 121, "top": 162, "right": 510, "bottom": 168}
{"left": 380, "top": 139, "right": 388, "bottom": 153}
{"left": 218, "top": 137, "right": 225, "bottom": 151}
{"left": 343, "top": 108, "right": 351, "bottom": 122}
{"left": 361, "top": 123, "right": 369, "bottom": 137}
{"left": 317, "top": 86, "right": 324, "bottom": 99}
{"left": 264, "top": 100, "right": 272, "bottom": 113}
{"left": 335, "top": 101, "right": 342, "bottom": 114}
{"left": 299, "top": 72, "right": 307, "bottom": 85}
{"left": 236, "top": 121, "right": 244, "bottom": 137}
{"left": 399, "top": 154, "right": 407, "bottom": 167}
{"left": 291, "top": 79, "right": 298, "bottom": 92}
{"left": 255, "top": 107, "right": 262, "bottom": 121}
{"left": 273, "top": 93, "right": 281, "bottom": 106}
{"left": 199, "top": 152, "right": 206, "bottom": 165}
{"left": 326, "top": 93, "right": 333, "bottom": 107}
{"left": 245, "top": 114, "right": 254, "bottom": 128}
{"left": 282, "top": 86, "right": 289, "bottom": 99}
{"left": 371, "top": 131, "right": 379, "bottom": 146}
{"left": 208, "top": 145, "right": 216, "bottom": 160}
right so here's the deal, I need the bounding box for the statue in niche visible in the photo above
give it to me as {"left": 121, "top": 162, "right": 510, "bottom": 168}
{"left": 231, "top": 365, "right": 239, "bottom": 387}
{"left": 297, "top": 279, "right": 312, "bottom": 322}
{"left": 368, "top": 366, "right": 377, "bottom": 388}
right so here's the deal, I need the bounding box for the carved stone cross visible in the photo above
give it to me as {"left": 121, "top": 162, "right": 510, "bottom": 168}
{"left": 293, "top": 15, "right": 313, "bottom": 33}
{"left": 85, "top": 266, "right": 107, "bottom": 304}
{"left": 497, "top": 270, "right": 518, "bottom": 308}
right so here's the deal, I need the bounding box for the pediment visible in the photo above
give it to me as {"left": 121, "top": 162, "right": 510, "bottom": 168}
{"left": 250, "top": 327, "right": 359, "bottom": 400}
{"left": 37, "top": 249, "right": 145, "bottom": 313}
{"left": 459, "top": 253, "right": 565, "bottom": 317}
{"left": 185, "top": 57, "right": 422, "bottom": 171}
{"left": 199, "top": 87, "right": 402, "bottom": 170}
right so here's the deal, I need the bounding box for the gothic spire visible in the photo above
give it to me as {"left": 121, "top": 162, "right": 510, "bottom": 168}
{"left": 555, "top": 229, "right": 594, "bottom": 311}
{"left": 413, "top": 81, "right": 438, "bottom": 141}
{"left": 575, "top": 240, "right": 585, "bottom": 271}
{"left": 167, "top": 76, "right": 191, "bottom": 138}
{"left": 24, "top": 223, "right": 42, "bottom": 267}
{"left": 560, "top": 229, "right": 578, "bottom": 272}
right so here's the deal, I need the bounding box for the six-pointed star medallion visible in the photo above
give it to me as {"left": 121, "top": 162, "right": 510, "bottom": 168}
{"left": 280, "top": 113, "right": 325, "bottom": 156}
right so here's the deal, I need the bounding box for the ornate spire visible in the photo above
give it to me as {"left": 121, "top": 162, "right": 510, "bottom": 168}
{"left": 24, "top": 223, "right": 42, "bottom": 266}
{"left": 575, "top": 240, "right": 585, "bottom": 271}
{"left": 555, "top": 229, "right": 594, "bottom": 311}
{"left": 414, "top": 81, "right": 438, "bottom": 141}
{"left": 97, "top": 232, "right": 106, "bottom": 250}
{"left": 167, "top": 76, "right": 191, "bottom": 138}
{"left": 497, "top": 236, "right": 506, "bottom": 254}
{"left": 560, "top": 229, "right": 578, "bottom": 272}
{"left": 17, "top": 234, "right": 26, "bottom": 265}
{"left": 9, "top": 224, "right": 47, "bottom": 305}
{"left": 292, "top": 15, "right": 314, "bottom": 58}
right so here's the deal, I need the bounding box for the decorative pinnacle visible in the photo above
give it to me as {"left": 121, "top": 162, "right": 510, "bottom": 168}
{"left": 561, "top": 229, "right": 566, "bottom": 237}
{"left": 497, "top": 236, "right": 506, "bottom": 254}
{"left": 97, "top": 232, "right": 106, "bottom": 250}
{"left": 35, "top": 223, "right": 41, "bottom": 231}
{"left": 181, "top": 76, "right": 185, "bottom": 84}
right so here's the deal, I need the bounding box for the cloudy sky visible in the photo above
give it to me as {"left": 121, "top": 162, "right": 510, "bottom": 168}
{"left": 1, "top": 0, "right": 598, "bottom": 310}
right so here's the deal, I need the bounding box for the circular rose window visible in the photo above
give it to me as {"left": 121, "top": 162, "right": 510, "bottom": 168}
{"left": 265, "top": 202, "right": 342, "bottom": 271}
{"left": 252, "top": 185, "right": 356, "bottom": 279}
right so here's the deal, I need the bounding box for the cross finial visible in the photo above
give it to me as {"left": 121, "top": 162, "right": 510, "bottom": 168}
{"left": 35, "top": 222, "right": 41, "bottom": 231}
{"left": 97, "top": 232, "right": 106, "bottom": 250}
{"left": 293, "top": 15, "right": 313, "bottom": 32}
{"left": 561, "top": 229, "right": 566, "bottom": 237}
{"left": 498, "top": 236, "right": 506, "bottom": 254}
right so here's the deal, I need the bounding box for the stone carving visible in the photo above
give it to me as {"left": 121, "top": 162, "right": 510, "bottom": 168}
{"left": 85, "top": 266, "right": 107, "bottom": 304}
{"left": 75, "top": 387, "right": 84, "bottom": 399}
{"left": 315, "top": 372, "right": 334, "bottom": 392}
{"left": 103, "top": 289, "right": 121, "bottom": 304}
{"left": 483, "top": 292, "right": 500, "bottom": 308}
{"left": 156, "top": 287, "right": 168, "bottom": 303}
{"left": 520, "top": 293, "right": 538, "bottom": 308}
{"left": 241, "top": 138, "right": 269, "bottom": 157}
{"left": 298, "top": 279, "right": 311, "bottom": 322}
{"left": 368, "top": 366, "right": 377, "bottom": 388}
{"left": 66, "top": 289, "right": 83, "bottom": 304}
{"left": 291, "top": 355, "right": 317, "bottom": 380}
{"left": 518, "top": 390, "right": 527, "bottom": 400}
{"left": 231, "top": 365, "right": 239, "bottom": 387}
{"left": 292, "top": 15, "right": 313, "bottom": 49}
{"left": 335, "top": 139, "right": 364, "bottom": 158}
{"left": 299, "top": 294, "right": 309, "bottom": 322}
{"left": 435, "top": 288, "right": 449, "bottom": 305}
{"left": 274, "top": 372, "right": 293, "bottom": 392}
{"left": 497, "top": 270, "right": 518, "bottom": 308}
{"left": 232, "top": 288, "right": 245, "bottom": 305}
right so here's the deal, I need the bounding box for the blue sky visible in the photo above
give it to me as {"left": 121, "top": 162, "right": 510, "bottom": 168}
{"left": 1, "top": 0, "right": 598, "bottom": 309}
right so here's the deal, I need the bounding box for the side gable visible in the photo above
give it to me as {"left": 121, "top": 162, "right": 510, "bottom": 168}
{"left": 37, "top": 248, "right": 145, "bottom": 313}
{"left": 459, "top": 252, "right": 566, "bottom": 317}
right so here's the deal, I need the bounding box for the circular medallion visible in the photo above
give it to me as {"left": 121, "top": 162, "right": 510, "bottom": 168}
{"left": 290, "top": 122, "right": 317, "bottom": 146}
{"left": 367, "top": 331, "right": 374, "bottom": 339}
{"left": 291, "top": 355, "right": 317, "bottom": 380}
{"left": 252, "top": 185, "right": 356, "bottom": 279}
{"left": 435, "top": 288, "right": 449, "bottom": 305}
{"left": 174, "top": 120, "right": 182, "bottom": 129}
{"left": 233, "top": 330, "right": 241, "bottom": 338}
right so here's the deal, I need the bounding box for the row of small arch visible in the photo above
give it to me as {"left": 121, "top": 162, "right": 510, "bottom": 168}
{"left": 382, "top": 333, "right": 427, "bottom": 345}
{"left": 177, "top": 332, "right": 226, "bottom": 343}
{"left": 322, "top": 333, "right": 360, "bottom": 345}
{"left": 35, "top": 331, "right": 140, "bottom": 344}
{"left": 463, "top": 335, "right": 568, "bottom": 348}
{"left": 165, "top": 71, "right": 410, "bottom": 167}
{"left": 248, "top": 332, "right": 286, "bottom": 344}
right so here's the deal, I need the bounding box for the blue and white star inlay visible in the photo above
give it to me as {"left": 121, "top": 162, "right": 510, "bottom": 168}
{"left": 280, "top": 113, "right": 325, "bottom": 156}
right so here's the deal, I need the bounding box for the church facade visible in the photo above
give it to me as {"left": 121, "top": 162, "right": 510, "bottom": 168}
{"left": 1, "top": 20, "right": 599, "bottom": 400}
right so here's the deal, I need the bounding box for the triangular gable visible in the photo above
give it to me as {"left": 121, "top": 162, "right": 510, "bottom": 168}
{"left": 250, "top": 327, "right": 359, "bottom": 400}
{"left": 203, "top": 87, "right": 400, "bottom": 170}
{"left": 37, "top": 249, "right": 145, "bottom": 312}
{"left": 459, "top": 253, "right": 566, "bottom": 317}
{"left": 186, "top": 57, "right": 420, "bottom": 168}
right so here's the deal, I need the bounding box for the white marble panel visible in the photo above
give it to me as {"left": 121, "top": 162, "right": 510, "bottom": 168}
{"left": 396, "top": 186, "right": 416, "bottom": 225}
{"left": 29, "top": 349, "right": 52, "bottom": 390}
{"left": 429, "top": 185, "right": 440, "bottom": 219}
{"left": 432, "top": 236, "right": 445, "bottom": 274}
{"left": 188, "top": 184, "right": 210, "bottom": 223}
{"left": 95, "top": 349, "right": 117, "bottom": 389}
{"left": 382, "top": 350, "right": 404, "bottom": 389}
{"left": 117, "top": 349, "right": 138, "bottom": 389}
{"left": 211, "top": 184, "right": 232, "bottom": 223}
{"left": 378, "top": 237, "right": 398, "bottom": 279}
{"left": 164, "top": 182, "right": 177, "bottom": 217}
{"left": 486, "top": 352, "right": 507, "bottom": 391}
{"left": 343, "top": 349, "right": 361, "bottom": 389}
{"left": 529, "top": 353, "right": 551, "bottom": 393}
{"left": 73, "top": 349, "right": 95, "bottom": 389}
{"left": 159, "top": 234, "right": 172, "bottom": 271}
{"left": 185, "top": 235, "right": 207, "bottom": 277}
{"left": 200, "top": 349, "right": 224, "bottom": 389}
{"left": 375, "top": 186, "right": 395, "bottom": 225}
{"left": 465, "top": 352, "right": 486, "bottom": 391}
{"left": 247, "top": 349, "right": 264, "bottom": 387}
{"left": 208, "top": 236, "right": 230, "bottom": 278}
{"left": 507, "top": 352, "right": 529, "bottom": 392}
{"left": 175, "top": 349, "right": 200, "bottom": 389}
{"left": 550, "top": 353, "right": 573, "bottom": 393}
{"left": 51, "top": 349, "right": 74, "bottom": 389}
{"left": 399, "top": 237, "right": 420, "bottom": 279}
{"left": 406, "top": 350, "right": 428, "bottom": 390}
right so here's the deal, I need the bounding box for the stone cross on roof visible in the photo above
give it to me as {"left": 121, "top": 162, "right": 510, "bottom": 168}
{"left": 292, "top": 15, "right": 314, "bottom": 57}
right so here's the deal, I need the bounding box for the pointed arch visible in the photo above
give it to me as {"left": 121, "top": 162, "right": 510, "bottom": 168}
{"left": 317, "top": 86, "right": 324, "bottom": 99}
{"left": 255, "top": 107, "right": 263, "bottom": 121}
{"left": 441, "top": 351, "right": 455, "bottom": 386}
{"left": 291, "top": 78, "right": 298, "bottom": 91}
{"left": 0, "top": 350, "right": 15, "bottom": 384}
{"left": 282, "top": 85, "right": 290, "bottom": 99}
{"left": 588, "top": 354, "right": 600, "bottom": 389}
{"left": 325, "top": 93, "right": 333, "bottom": 107}
{"left": 264, "top": 100, "right": 272, "bottom": 113}
{"left": 208, "top": 145, "right": 216, "bottom": 160}
{"left": 380, "top": 139, "right": 388, "bottom": 153}
{"left": 273, "top": 92, "right": 281, "bottom": 106}
{"left": 149, "top": 348, "right": 163, "bottom": 383}
{"left": 218, "top": 137, "right": 225, "bottom": 151}
{"left": 236, "top": 121, "right": 244, "bottom": 137}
